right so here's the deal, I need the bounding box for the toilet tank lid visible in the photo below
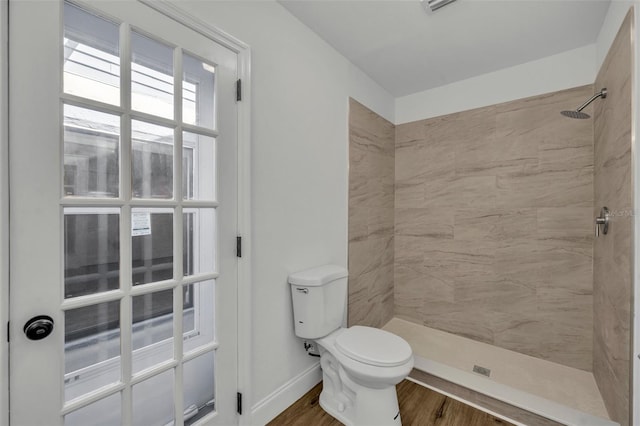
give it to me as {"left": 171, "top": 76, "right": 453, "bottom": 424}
{"left": 288, "top": 265, "right": 348, "bottom": 287}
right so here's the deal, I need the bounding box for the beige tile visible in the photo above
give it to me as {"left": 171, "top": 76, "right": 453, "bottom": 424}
{"left": 496, "top": 168, "right": 592, "bottom": 208}
{"left": 493, "top": 239, "right": 544, "bottom": 289}
{"left": 537, "top": 207, "right": 593, "bottom": 242}
{"left": 455, "top": 134, "right": 538, "bottom": 177}
{"left": 395, "top": 120, "right": 425, "bottom": 149}
{"left": 348, "top": 205, "right": 368, "bottom": 242}
{"left": 348, "top": 98, "right": 395, "bottom": 329}
{"left": 368, "top": 206, "right": 394, "bottom": 237}
{"left": 454, "top": 208, "right": 537, "bottom": 241}
{"left": 426, "top": 106, "right": 496, "bottom": 144}
{"left": 592, "top": 10, "right": 633, "bottom": 425}
{"left": 395, "top": 208, "right": 454, "bottom": 238}
{"left": 537, "top": 96, "right": 593, "bottom": 170}
{"left": 352, "top": 265, "right": 395, "bottom": 328}
{"left": 396, "top": 139, "right": 454, "bottom": 185}
{"left": 537, "top": 238, "right": 592, "bottom": 292}
{"left": 420, "top": 303, "right": 496, "bottom": 345}
{"left": 394, "top": 85, "right": 596, "bottom": 372}
{"left": 395, "top": 181, "right": 425, "bottom": 209}
{"left": 395, "top": 235, "right": 427, "bottom": 265}
{"left": 493, "top": 315, "right": 592, "bottom": 371}
{"left": 424, "top": 175, "right": 497, "bottom": 208}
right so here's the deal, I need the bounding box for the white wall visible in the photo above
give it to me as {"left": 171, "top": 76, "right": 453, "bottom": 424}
{"left": 596, "top": 1, "right": 636, "bottom": 69}
{"left": 395, "top": 44, "right": 597, "bottom": 124}
{"left": 171, "top": 1, "right": 393, "bottom": 423}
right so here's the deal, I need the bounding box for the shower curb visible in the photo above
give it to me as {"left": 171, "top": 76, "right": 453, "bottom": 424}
{"left": 411, "top": 356, "right": 618, "bottom": 426}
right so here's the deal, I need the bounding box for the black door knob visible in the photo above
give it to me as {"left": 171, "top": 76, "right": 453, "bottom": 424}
{"left": 23, "top": 315, "right": 54, "bottom": 340}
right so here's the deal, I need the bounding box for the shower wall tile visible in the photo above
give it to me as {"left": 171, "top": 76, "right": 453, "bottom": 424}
{"left": 454, "top": 209, "right": 537, "bottom": 241}
{"left": 395, "top": 84, "right": 595, "bottom": 371}
{"left": 395, "top": 208, "right": 454, "bottom": 239}
{"left": 348, "top": 99, "right": 395, "bottom": 328}
{"left": 537, "top": 207, "right": 592, "bottom": 242}
{"left": 592, "top": 9, "right": 633, "bottom": 426}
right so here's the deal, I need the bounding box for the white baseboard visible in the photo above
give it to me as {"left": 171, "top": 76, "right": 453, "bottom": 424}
{"left": 250, "top": 362, "right": 322, "bottom": 425}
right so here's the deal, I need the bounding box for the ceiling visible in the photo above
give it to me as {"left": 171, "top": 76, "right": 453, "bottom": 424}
{"left": 278, "top": 0, "right": 611, "bottom": 97}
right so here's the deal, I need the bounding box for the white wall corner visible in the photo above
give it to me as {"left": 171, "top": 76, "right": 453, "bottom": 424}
{"left": 348, "top": 64, "right": 395, "bottom": 124}
{"left": 595, "top": 1, "right": 637, "bottom": 70}
{"left": 250, "top": 361, "right": 322, "bottom": 425}
{"left": 394, "top": 44, "right": 597, "bottom": 124}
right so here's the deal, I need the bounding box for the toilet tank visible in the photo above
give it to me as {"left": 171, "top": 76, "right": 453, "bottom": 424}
{"left": 289, "top": 265, "right": 348, "bottom": 339}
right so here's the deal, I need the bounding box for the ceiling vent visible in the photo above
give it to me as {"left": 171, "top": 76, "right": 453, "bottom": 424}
{"left": 421, "top": 0, "right": 458, "bottom": 12}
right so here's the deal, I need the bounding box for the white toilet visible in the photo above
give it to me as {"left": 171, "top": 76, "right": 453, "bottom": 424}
{"left": 289, "top": 265, "right": 414, "bottom": 426}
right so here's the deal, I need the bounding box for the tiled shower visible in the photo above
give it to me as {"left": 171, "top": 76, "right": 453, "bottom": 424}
{"left": 348, "top": 10, "right": 633, "bottom": 425}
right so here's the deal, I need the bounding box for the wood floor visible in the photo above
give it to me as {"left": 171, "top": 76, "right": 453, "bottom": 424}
{"left": 268, "top": 380, "right": 513, "bottom": 426}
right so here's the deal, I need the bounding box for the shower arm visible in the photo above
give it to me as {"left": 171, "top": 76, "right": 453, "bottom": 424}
{"left": 577, "top": 89, "right": 607, "bottom": 112}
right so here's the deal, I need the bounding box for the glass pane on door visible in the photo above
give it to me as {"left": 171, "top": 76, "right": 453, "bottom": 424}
{"left": 183, "top": 209, "right": 216, "bottom": 277}
{"left": 183, "top": 280, "right": 215, "bottom": 354}
{"left": 183, "top": 351, "right": 215, "bottom": 425}
{"left": 64, "top": 208, "right": 120, "bottom": 298}
{"left": 64, "top": 300, "right": 121, "bottom": 401}
{"left": 132, "top": 369, "right": 175, "bottom": 426}
{"left": 132, "top": 120, "right": 174, "bottom": 199}
{"left": 132, "top": 289, "right": 174, "bottom": 374}
{"left": 131, "top": 32, "right": 174, "bottom": 120}
{"left": 131, "top": 209, "right": 174, "bottom": 285}
{"left": 183, "top": 132, "right": 216, "bottom": 201}
{"left": 182, "top": 53, "right": 215, "bottom": 130}
{"left": 63, "top": 2, "right": 120, "bottom": 106}
{"left": 64, "top": 392, "right": 122, "bottom": 426}
{"left": 64, "top": 105, "right": 120, "bottom": 198}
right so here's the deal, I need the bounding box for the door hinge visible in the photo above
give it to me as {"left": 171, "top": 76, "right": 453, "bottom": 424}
{"left": 236, "top": 236, "right": 242, "bottom": 258}
{"left": 6, "top": 321, "right": 9, "bottom": 342}
{"left": 237, "top": 392, "right": 242, "bottom": 415}
{"left": 236, "top": 79, "right": 242, "bottom": 102}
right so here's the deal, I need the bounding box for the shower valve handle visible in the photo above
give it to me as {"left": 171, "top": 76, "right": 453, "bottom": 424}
{"left": 595, "top": 207, "right": 610, "bottom": 237}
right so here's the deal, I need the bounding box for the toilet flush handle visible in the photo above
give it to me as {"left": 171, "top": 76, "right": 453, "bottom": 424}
{"left": 296, "top": 287, "right": 309, "bottom": 294}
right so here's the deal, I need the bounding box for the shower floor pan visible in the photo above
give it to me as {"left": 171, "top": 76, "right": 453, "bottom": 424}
{"left": 383, "top": 318, "right": 617, "bottom": 426}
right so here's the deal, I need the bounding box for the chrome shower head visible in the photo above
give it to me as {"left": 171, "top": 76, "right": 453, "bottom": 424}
{"left": 561, "top": 110, "right": 591, "bottom": 119}
{"left": 561, "top": 88, "right": 607, "bottom": 119}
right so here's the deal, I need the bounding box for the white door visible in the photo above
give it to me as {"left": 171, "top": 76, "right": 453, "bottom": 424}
{"left": 9, "top": 1, "right": 239, "bottom": 424}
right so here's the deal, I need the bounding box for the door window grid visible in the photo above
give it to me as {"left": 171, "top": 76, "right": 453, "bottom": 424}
{"left": 60, "top": 2, "right": 220, "bottom": 423}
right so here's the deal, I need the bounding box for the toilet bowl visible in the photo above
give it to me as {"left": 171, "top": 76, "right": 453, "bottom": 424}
{"left": 315, "top": 327, "right": 414, "bottom": 426}
{"left": 289, "top": 265, "right": 414, "bottom": 426}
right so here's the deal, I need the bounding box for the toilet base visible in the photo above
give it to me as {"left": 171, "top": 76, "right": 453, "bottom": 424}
{"left": 318, "top": 352, "right": 402, "bottom": 426}
{"left": 319, "top": 383, "right": 401, "bottom": 426}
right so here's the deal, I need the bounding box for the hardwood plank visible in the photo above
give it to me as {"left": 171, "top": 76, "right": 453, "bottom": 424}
{"left": 268, "top": 380, "right": 513, "bottom": 426}
{"left": 409, "top": 369, "right": 563, "bottom": 426}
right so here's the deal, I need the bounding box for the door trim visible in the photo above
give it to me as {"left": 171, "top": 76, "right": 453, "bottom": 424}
{"left": 1, "top": 1, "right": 252, "bottom": 424}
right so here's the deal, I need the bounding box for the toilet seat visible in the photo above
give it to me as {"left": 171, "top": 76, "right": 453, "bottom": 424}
{"left": 335, "top": 326, "right": 412, "bottom": 367}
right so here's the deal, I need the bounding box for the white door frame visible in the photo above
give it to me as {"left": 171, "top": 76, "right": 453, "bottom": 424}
{"left": 0, "top": 1, "right": 252, "bottom": 424}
